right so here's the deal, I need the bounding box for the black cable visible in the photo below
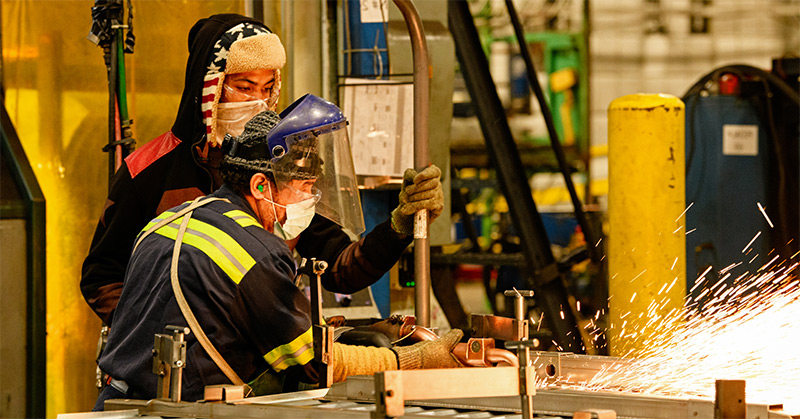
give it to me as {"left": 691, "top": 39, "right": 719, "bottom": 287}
{"left": 682, "top": 64, "right": 800, "bottom": 106}
{"left": 504, "top": 0, "right": 600, "bottom": 264}
{"left": 758, "top": 77, "right": 791, "bottom": 255}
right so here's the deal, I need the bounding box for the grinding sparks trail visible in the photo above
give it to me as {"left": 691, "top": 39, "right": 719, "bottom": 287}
{"left": 742, "top": 231, "right": 761, "bottom": 253}
{"left": 575, "top": 262, "right": 800, "bottom": 411}
{"left": 757, "top": 202, "right": 774, "bottom": 228}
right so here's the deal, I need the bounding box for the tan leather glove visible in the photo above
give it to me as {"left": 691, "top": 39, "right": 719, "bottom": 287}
{"left": 392, "top": 329, "right": 464, "bottom": 369}
{"left": 390, "top": 165, "right": 445, "bottom": 235}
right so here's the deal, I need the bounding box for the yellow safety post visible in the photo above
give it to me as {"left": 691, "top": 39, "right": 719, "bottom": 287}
{"left": 608, "top": 94, "right": 687, "bottom": 357}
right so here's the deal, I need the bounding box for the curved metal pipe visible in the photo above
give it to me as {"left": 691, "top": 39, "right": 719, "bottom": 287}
{"left": 392, "top": 0, "right": 431, "bottom": 327}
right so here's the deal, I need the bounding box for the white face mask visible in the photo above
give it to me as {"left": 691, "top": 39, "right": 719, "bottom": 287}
{"left": 215, "top": 99, "right": 269, "bottom": 145}
{"left": 264, "top": 187, "right": 316, "bottom": 241}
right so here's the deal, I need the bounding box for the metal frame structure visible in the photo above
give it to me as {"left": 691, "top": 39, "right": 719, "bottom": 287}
{"left": 448, "top": 0, "right": 585, "bottom": 353}
{"left": 0, "top": 97, "right": 47, "bottom": 419}
{"left": 104, "top": 371, "right": 799, "bottom": 419}
{"left": 391, "top": 0, "right": 432, "bottom": 328}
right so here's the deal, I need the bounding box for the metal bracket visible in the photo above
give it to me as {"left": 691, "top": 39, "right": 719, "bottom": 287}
{"left": 203, "top": 384, "right": 246, "bottom": 402}
{"left": 471, "top": 314, "right": 528, "bottom": 342}
{"left": 453, "top": 338, "right": 519, "bottom": 367}
{"left": 470, "top": 289, "right": 533, "bottom": 343}
{"left": 715, "top": 379, "right": 746, "bottom": 419}
{"left": 574, "top": 409, "right": 618, "bottom": 419}
{"left": 152, "top": 325, "right": 190, "bottom": 402}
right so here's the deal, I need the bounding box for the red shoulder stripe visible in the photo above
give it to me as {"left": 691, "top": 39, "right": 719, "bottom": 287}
{"left": 125, "top": 131, "right": 182, "bottom": 179}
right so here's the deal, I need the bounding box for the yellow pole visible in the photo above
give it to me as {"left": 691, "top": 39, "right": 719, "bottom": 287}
{"left": 608, "top": 94, "right": 687, "bottom": 357}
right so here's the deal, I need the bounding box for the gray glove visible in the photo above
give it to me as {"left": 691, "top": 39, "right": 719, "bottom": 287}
{"left": 390, "top": 165, "right": 444, "bottom": 236}
{"left": 392, "top": 329, "right": 464, "bottom": 369}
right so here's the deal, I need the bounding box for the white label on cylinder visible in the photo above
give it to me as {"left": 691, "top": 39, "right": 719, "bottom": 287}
{"left": 414, "top": 211, "right": 427, "bottom": 239}
{"left": 722, "top": 124, "right": 758, "bottom": 156}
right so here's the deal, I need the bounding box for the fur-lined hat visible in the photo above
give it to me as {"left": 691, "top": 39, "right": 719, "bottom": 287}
{"left": 202, "top": 22, "right": 286, "bottom": 147}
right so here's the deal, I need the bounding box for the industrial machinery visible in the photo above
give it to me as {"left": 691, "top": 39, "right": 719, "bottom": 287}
{"left": 683, "top": 61, "right": 800, "bottom": 304}
{"left": 76, "top": 5, "right": 800, "bottom": 419}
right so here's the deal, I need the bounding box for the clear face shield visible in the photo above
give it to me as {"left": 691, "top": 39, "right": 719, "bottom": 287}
{"left": 272, "top": 122, "right": 365, "bottom": 235}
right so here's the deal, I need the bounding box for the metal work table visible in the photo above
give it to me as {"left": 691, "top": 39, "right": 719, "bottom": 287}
{"left": 103, "top": 372, "right": 798, "bottom": 419}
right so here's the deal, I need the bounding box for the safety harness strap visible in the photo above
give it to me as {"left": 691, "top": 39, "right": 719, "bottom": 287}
{"left": 136, "top": 196, "right": 250, "bottom": 394}
{"left": 133, "top": 196, "right": 229, "bottom": 253}
{"left": 170, "top": 197, "right": 250, "bottom": 392}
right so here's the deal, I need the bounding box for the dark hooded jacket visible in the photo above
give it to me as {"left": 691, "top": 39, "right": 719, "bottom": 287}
{"left": 81, "top": 14, "right": 411, "bottom": 325}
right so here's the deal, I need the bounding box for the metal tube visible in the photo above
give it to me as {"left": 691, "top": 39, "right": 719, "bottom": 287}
{"left": 171, "top": 331, "right": 185, "bottom": 402}
{"left": 392, "top": 0, "right": 431, "bottom": 327}
{"left": 518, "top": 347, "right": 533, "bottom": 419}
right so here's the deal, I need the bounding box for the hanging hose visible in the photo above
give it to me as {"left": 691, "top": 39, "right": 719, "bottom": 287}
{"left": 88, "top": 0, "right": 136, "bottom": 182}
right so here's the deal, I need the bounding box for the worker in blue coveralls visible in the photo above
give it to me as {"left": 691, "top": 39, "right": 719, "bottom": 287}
{"left": 93, "top": 96, "right": 463, "bottom": 410}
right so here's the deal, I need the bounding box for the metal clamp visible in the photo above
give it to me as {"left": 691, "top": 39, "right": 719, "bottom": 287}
{"left": 501, "top": 289, "right": 535, "bottom": 419}
{"left": 503, "top": 289, "right": 534, "bottom": 325}
{"left": 453, "top": 338, "right": 519, "bottom": 367}
{"left": 152, "top": 325, "right": 190, "bottom": 402}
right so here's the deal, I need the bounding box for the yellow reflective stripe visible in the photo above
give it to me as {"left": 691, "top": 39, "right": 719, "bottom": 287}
{"left": 142, "top": 210, "right": 178, "bottom": 233}
{"left": 224, "top": 210, "right": 262, "bottom": 229}
{"left": 263, "top": 328, "right": 314, "bottom": 372}
{"left": 153, "top": 217, "right": 256, "bottom": 284}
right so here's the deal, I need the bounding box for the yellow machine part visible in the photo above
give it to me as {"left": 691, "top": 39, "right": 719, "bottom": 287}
{"left": 2, "top": 1, "right": 245, "bottom": 416}
{"left": 607, "top": 94, "right": 687, "bottom": 357}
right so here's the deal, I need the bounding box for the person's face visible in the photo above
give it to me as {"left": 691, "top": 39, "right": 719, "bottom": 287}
{"left": 275, "top": 179, "right": 317, "bottom": 205}
{"left": 264, "top": 179, "right": 318, "bottom": 225}
{"left": 221, "top": 69, "right": 276, "bottom": 102}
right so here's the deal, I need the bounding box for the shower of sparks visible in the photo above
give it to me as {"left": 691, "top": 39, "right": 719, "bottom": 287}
{"left": 757, "top": 202, "right": 774, "bottom": 228}
{"left": 560, "top": 260, "right": 800, "bottom": 412}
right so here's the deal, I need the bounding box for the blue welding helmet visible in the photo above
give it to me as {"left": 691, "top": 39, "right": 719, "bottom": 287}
{"left": 267, "top": 94, "right": 365, "bottom": 235}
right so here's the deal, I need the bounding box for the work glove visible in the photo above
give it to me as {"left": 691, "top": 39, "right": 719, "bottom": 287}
{"left": 392, "top": 329, "right": 464, "bottom": 370}
{"left": 332, "top": 343, "right": 399, "bottom": 383}
{"left": 390, "top": 164, "right": 444, "bottom": 236}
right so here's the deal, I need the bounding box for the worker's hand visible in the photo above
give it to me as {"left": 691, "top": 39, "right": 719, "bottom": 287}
{"left": 390, "top": 164, "right": 444, "bottom": 236}
{"left": 392, "top": 329, "right": 464, "bottom": 369}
